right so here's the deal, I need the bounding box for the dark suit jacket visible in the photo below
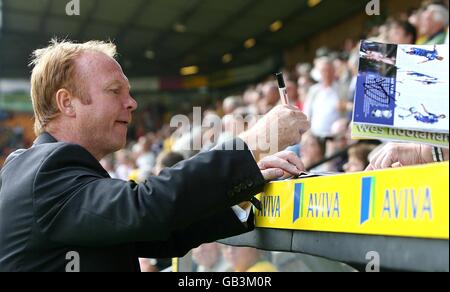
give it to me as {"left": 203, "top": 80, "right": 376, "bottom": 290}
{"left": 0, "top": 133, "right": 265, "bottom": 272}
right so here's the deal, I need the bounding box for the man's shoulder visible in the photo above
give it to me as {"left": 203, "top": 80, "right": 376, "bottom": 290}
{"left": 2, "top": 142, "right": 62, "bottom": 169}
{"left": 2, "top": 142, "right": 93, "bottom": 172}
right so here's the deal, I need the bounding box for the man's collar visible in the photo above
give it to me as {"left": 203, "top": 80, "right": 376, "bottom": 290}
{"left": 33, "top": 132, "right": 58, "bottom": 146}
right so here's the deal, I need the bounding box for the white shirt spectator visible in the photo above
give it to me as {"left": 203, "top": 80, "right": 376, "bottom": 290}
{"left": 304, "top": 83, "right": 341, "bottom": 137}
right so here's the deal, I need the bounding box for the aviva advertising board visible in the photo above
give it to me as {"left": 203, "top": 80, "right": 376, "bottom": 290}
{"left": 255, "top": 162, "right": 449, "bottom": 239}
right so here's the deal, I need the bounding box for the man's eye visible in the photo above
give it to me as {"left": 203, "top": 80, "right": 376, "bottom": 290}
{"left": 110, "top": 89, "right": 120, "bottom": 94}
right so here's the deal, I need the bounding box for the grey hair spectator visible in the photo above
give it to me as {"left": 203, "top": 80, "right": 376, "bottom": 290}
{"left": 419, "top": 4, "right": 449, "bottom": 44}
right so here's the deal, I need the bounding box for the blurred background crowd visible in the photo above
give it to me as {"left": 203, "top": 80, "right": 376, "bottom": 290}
{"left": 102, "top": 0, "right": 448, "bottom": 182}
{"left": 1, "top": 0, "right": 448, "bottom": 271}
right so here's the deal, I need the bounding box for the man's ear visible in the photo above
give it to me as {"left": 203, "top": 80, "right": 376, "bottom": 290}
{"left": 55, "top": 88, "right": 76, "bottom": 117}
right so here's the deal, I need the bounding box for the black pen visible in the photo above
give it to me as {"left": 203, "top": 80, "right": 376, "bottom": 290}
{"left": 275, "top": 72, "right": 290, "bottom": 105}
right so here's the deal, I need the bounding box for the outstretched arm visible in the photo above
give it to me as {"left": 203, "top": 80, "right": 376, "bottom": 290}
{"left": 33, "top": 142, "right": 266, "bottom": 246}
{"left": 366, "top": 143, "right": 449, "bottom": 170}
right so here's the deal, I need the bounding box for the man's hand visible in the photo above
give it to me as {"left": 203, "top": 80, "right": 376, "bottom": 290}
{"left": 258, "top": 151, "right": 305, "bottom": 181}
{"left": 239, "top": 105, "right": 310, "bottom": 160}
{"left": 366, "top": 143, "right": 429, "bottom": 170}
{"left": 238, "top": 151, "right": 304, "bottom": 210}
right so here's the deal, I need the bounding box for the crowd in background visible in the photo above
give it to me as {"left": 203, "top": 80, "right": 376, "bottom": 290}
{"left": 0, "top": 0, "right": 449, "bottom": 272}
{"left": 99, "top": 0, "right": 448, "bottom": 181}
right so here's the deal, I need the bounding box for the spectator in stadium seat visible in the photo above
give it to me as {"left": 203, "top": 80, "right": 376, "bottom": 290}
{"left": 303, "top": 57, "right": 342, "bottom": 138}
{"left": 243, "top": 88, "right": 261, "bottom": 106}
{"left": 222, "top": 96, "right": 243, "bottom": 115}
{"left": 300, "top": 131, "right": 327, "bottom": 171}
{"left": 419, "top": 4, "right": 449, "bottom": 45}
{"left": 296, "top": 66, "right": 314, "bottom": 111}
{"left": 343, "top": 143, "right": 377, "bottom": 173}
{"left": 388, "top": 20, "right": 418, "bottom": 44}
{"left": 0, "top": 39, "right": 310, "bottom": 272}
{"left": 325, "top": 118, "right": 350, "bottom": 172}
{"left": 285, "top": 80, "right": 299, "bottom": 106}
{"left": 259, "top": 81, "right": 280, "bottom": 114}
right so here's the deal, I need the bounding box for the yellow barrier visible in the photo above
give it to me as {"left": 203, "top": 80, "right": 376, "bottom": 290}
{"left": 255, "top": 162, "right": 449, "bottom": 239}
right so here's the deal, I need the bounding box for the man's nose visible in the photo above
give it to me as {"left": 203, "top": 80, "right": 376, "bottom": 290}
{"left": 125, "top": 94, "right": 138, "bottom": 112}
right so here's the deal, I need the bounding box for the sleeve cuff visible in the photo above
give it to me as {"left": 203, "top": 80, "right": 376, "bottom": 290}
{"left": 231, "top": 205, "right": 252, "bottom": 222}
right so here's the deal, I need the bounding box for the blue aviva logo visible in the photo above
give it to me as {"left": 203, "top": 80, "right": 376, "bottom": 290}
{"left": 292, "top": 183, "right": 340, "bottom": 223}
{"left": 360, "top": 177, "right": 376, "bottom": 224}
{"left": 293, "top": 183, "right": 304, "bottom": 223}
